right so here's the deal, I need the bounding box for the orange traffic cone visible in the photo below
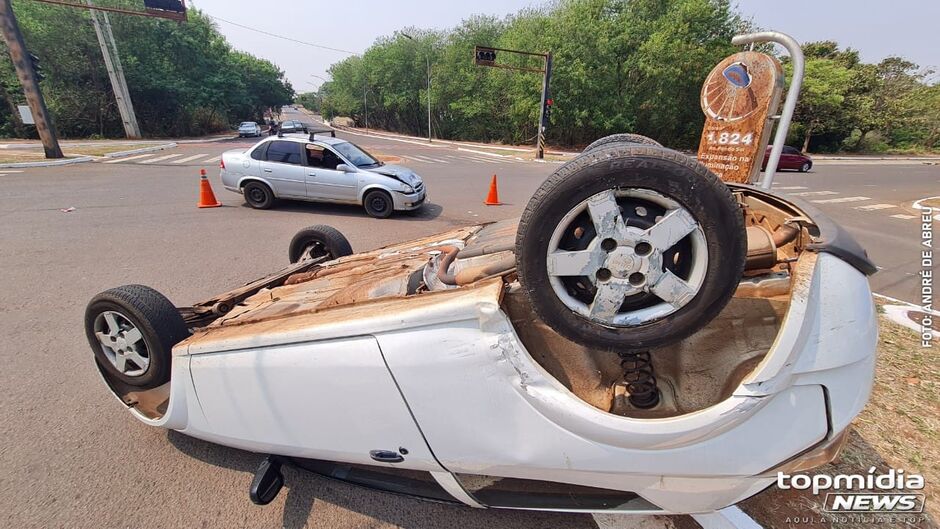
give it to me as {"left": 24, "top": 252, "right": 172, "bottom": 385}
{"left": 197, "top": 169, "right": 221, "bottom": 208}
{"left": 484, "top": 174, "right": 502, "bottom": 205}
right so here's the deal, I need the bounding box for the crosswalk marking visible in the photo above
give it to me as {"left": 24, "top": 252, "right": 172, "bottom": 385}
{"left": 103, "top": 153, "right": 154, "bottom": 163}
{"left": 855, "top": 203, "right": 896, "bottom": 211}
{"left": 204, "top": 156, "right": 221, "bottom": 163}
{"left": 414, "top": 155, "right": 450, "bottom": 163}
{"left": 790, "top": 190, "right": 837, "bottom": 197}
{"left": 171, "top": 154, "right": 212, "bottom": 164}
{"left": 140, "top": 153, "right": 184, "bottom": 164}
{"left": 772, "top": 185, "right": 808, "bottom": 190}
{"left": 890, "top": 214, "right": 917, "bottom": 220}
{"left": 811, "top": 196, "right": 870, "bottom": 204}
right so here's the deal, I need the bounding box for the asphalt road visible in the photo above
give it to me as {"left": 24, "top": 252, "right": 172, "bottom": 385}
{"left": 0, "top": 112, "right": 935, "bottom": 529}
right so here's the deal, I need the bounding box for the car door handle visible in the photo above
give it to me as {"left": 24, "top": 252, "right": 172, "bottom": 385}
{"left": 307, "top": 172, "right": 316, "bottom": 177}
{"left": 263, "top": 168, "right": 272, "bottom": 173}
{"left": 369, "top": 450, "right": 404, "bottom": 463}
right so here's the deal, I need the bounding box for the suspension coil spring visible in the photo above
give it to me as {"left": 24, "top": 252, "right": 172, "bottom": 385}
{"left": 617, "top": 350, "right": 660, "bottom": 409}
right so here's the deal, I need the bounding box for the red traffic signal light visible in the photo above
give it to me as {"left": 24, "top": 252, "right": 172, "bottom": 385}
{"left": 546, "top": 98, "right": 553, "bottom": 106}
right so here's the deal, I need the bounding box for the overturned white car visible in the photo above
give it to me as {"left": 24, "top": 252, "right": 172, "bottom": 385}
{"left": 85, "top": 135, "right": 877, "bottom": 513}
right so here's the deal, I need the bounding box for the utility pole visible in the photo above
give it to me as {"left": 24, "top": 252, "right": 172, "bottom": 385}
{"left": 0, "top": 0, "right": 63, "bottom": 158}
{"left": 86, "top": 0, "right": 141, "bottom": 138}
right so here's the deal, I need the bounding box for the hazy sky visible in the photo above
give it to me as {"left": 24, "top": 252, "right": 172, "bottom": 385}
{"left": 188, "top": 0, "right": 939, "bottom": 91}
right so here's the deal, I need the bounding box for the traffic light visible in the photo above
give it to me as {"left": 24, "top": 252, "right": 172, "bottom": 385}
{"left": 543, "top": 97, "right": 553, "bottom": 121}
{"left": 28, "top": 52, "right": 43, "bottom": 82}
{"left": 143, "top": 0, "right": 185, "bottom": 11}
{"left": 143, "top": 0, "right": 187, "bottom": 20}
{"left": 474, "top": 47, "right": 497, "bottom": 66}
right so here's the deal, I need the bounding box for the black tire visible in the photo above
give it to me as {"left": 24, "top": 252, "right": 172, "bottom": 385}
{"left": 288, "top": 225, "right": 354, "bottom": 264}
{"left": 244, "top": 181, "right": 275, "bottom": 209}
{"left": 363, "top": 189, "right": 394, "bottom": 219}
{"left": 583, "top": 133, "right": 662, "bottom": 155}
{"left": 85, "top": 285, "right": 190, "bottom": 389}
{"left": 799, "top": 162, "right": 811, "bottom": 172}
{"left": 515, "top": 144, "right": 746, "bottom": 350}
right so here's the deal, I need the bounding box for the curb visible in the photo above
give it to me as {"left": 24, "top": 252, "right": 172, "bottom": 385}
{"left": 0, "top": 155, "right": 94, "bottom": 168}
{"left": 104, "top": 142, "right": 178, "bottom": 159}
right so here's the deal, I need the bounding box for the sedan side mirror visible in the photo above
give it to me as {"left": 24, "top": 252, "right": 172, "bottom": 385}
{"left": 336, "top": 164, "right": 354, "bottom": 172}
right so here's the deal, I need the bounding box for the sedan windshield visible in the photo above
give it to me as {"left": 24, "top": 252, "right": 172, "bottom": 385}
{"left": 240, "top": 122, "right": 256, "bottom": 127}
{"left": 333, "top": 141, "right": 382, "bottom": 168}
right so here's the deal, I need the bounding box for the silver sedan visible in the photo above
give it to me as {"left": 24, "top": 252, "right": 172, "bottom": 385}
{"left": 220, "top": 133, "right": 426, "bottom": 218}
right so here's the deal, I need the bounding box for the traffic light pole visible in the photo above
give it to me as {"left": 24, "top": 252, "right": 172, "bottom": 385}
{"left": 536, "top": 52, "right": 552, "bottom": 159}
{"left": 0, "top": 0, "right": 63, "bottom": 158}
{"left": 474, "top": 45, "right": 552, "bottom": 159}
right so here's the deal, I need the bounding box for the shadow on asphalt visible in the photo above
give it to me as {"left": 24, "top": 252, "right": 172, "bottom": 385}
{"left": 167, "top": 431, "right": 596, "bottom": 529}
{"left": 241, "top": 199, "right": 445, "bottom": 221}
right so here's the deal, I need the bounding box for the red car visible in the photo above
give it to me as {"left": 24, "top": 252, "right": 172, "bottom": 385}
{"left": 761, "top": 145, "right": 812, "bottom": 172}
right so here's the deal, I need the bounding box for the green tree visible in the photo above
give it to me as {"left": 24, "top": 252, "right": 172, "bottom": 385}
{"left": 0, "top": 1, "right": 293, "bottom": 138}
{"left": 788, "top": 57, "right": 854, "bottom": 152}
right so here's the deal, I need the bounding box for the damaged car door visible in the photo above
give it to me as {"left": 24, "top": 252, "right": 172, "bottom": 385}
{"left": 188, "top": 336, "right": 443, "bottom": 472}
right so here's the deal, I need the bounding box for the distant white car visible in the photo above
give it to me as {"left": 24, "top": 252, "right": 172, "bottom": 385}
{"left": 237, "top": 121, "right": 262, "bottom": 137}
{"left": 219, "top": 131, "right": 426, "bottom": 218}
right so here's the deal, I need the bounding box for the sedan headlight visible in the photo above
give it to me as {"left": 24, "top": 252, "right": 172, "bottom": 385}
{"left": 402, "top": 184, "right": 415, "bottom": 194}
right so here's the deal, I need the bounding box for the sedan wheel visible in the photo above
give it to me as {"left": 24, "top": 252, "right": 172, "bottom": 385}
{"left": 800, "top": 162, "right": 811, "bottom": 172}
{"left": 244, "top": 181, "right": 274, "bottom": 209}
{"left": 288, "top": 225, "right": 354, "bottom": 263}
{"left": 515, "top": 144, "right": 746, "bottom": 350}
{"left": 85, "top": 285, "right": 190, "bottom": 389}
{"left": 363, "top": 190, "right": 393, "bottom": 219}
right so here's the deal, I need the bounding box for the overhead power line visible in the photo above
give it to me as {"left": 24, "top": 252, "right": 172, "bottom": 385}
{"left": 207, "top": 14, "right": 359, "bottom": 56}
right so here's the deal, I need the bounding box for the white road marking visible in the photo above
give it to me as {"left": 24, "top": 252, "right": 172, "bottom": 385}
{"left": 203, "top": 156, "right": 221, "bottom": 163}
{"left": 171, "top": 153, "right": 212, "bottom": 164}
{"left": 772, "top": 185, "right": 808, "bottom": 190}
{"left": 912, "top": 195, "right": 940, "bottom": 211}
{"left": 102, "top": 153, "right": 154, "bottom": 163}
{"left": 423, "top": 156, "right": 451, "bottom": 163}
{"left": 855, "top": 203, "right": 896, "bottom": 211}
{"left": 890, "top": 214, "right": 917, "bottom": 219}
{"left": 789, "top": 190, "right": 837, "bottom": 197}
{"left": 0, "top": 169, "right": 23, "bottom": 173}
{"left": 811, "top": 196, "right": 871, "bottom": 204}
{"left": 139, "top": 153, "right": 184, "bottom": 164}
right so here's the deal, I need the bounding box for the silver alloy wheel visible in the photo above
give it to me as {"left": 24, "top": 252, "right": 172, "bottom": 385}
{"left": 546, "top": 188, "right": 708, "bottom": 326}
{"left": 94, "top": 310, "right": 150, "bottom": 377}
